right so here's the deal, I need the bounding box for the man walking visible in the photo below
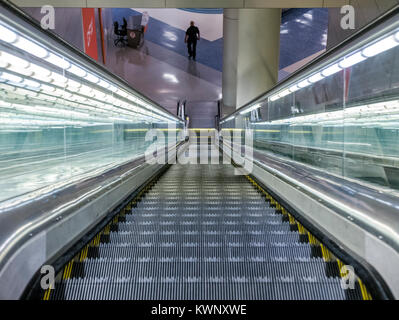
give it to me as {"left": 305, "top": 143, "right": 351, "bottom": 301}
{"left": 185, "top": 21, "right": 200, "bottom": 60}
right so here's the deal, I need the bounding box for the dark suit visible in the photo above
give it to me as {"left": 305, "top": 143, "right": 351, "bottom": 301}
{"left": 186, "top": 26, "right": 200, "bottom": 59}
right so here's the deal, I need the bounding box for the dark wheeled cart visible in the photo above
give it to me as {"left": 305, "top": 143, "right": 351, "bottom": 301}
{"left": 127, "top": 27, "right": 144, "bottom": 48}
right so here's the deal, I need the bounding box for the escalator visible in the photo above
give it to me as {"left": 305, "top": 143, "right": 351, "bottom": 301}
{"left": 37, "top": 142, "right": 370, "bottom": 300}
{"left": 0, "top": 1, "right": 398, "bottom": 301}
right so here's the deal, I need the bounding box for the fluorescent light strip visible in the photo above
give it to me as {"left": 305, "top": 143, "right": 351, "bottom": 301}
{"left": 7, "top": 65, "right": 33, "bottom": 77}
{"left": 298, "top": 79, "right": 311, "bottom": 88}
{"left": 0, "top": 23, "right": 180, "bottom": 125}
{"left": 321, "top": 63, "right": 342, "bottom": 77}
{"left": 252, "top": 29, "right": 399, "bottom": 105}
{"left": 270, "top": 94, "right": 280, "bottom": 102}
{"left": 45, "top": 53, "right": 70, "bottom": 69}
{"left": 289, "top": 85, "right": 300, "bottom": 93}
{"left": 0, "top": 51, "right": 29, "bottom": 68}
{"left": 339, "top": 51, "right": 366, "bottom": 69}
{"left": 253, "top": 100, "right": 399, "bottom": 126}
{"left": 0, "top": 24, "right": 17, "bottom": 43}
{"left": 362, "top": 34, "right": 398, "bottom": 57}
{"left": 23, "top": 79, "right": 40, "bottom": 88}
{"left": 0, "top": 72, "right": 23, "bottom": 83}
{"left": 13, "top": 37, "right": 48, "bottom": 58}
{"left": 68, "top": 64, "right": 87, "bottom": 77}
{"left": 85, "top": 73, "right": 99, "bottom": 83}
{"left": 308, "top": 73, "right": 324, "bottom": 83}
{"left": 240, "top": 104, "right": 261, "bottom": 115}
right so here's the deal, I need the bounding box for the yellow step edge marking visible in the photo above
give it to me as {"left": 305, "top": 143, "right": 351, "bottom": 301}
{"left": 320, "top": 244, "right": 333, "bottom": 262}
{"left": 94, "top": 234, "right": 99, "bottom": 247}
{"left": 68, "top": 261, "right": 74, "bottom": 278}
{"left": 307, "top": 232, "right": 317, "bottom": 245}
{"left": 79, "top": 248, "right": 85, "bottom": 262}
{"left": 62, "top": 262, "right": 70, "bottom": 280}
{"left": 43, "top": 284, "right": 52, "bottom": 300}
{"left": 297, "top": 223, "right": 306, "bottom": 235}
{"left": 358, "top": 279, "right": 373, "bottom": 300}
{"left": 337, "top": 259, "right": 345, "bottom": 278}
{"left": 83, "top": 246, "right": 89, "bottom": 260}
{"left": 63, "top": 261, "right": 73, "bottom": 280}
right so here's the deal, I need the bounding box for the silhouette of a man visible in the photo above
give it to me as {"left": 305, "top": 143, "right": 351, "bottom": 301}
{"left": 185, "top": 21, "right": 200, "bottom": 60}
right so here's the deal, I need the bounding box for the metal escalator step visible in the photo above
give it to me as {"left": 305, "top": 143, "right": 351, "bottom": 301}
{"left": 54, "top": 163, "right": 358, "bottom": 300}
{"left": 124, "top": 213, "right": 284, "bottom": 222}
{"left": 58, "top": 278, "right": 349, "bottom": 300}
{"left": 108, "top": 231, "right": 302, "bottom": 244}
{"left": 117, "top": 223, "right": 292, "bottom": 232}
{"left": 89, "top": 249, "right": 316, "bottom": 261}
{"left": 134, "top": 201, "right": 270, "bottom": 207}
{"left": 72, "top": 260, "right": 329, "bottom": 279}
{"left": 94, "top": 243, "right": 315, "bottom": 258}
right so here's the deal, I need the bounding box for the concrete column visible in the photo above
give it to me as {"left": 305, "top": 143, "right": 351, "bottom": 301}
{"left": 222, "top": 8, "right": 282, "bottom": 110}
{"left": 222, "top": 9, "right": 239, "bottom": 113}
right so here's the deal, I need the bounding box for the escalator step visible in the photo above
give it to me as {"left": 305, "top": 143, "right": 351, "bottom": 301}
{"left": 57, "top": 278, "right": 351, "bottom": 300}
{"left": 52, "top": 163, "right": 362, "bottom": 300}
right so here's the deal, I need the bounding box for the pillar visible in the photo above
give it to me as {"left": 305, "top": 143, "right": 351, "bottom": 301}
{"left": 222, "top": 8, "right": 282, "bottom": 110}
